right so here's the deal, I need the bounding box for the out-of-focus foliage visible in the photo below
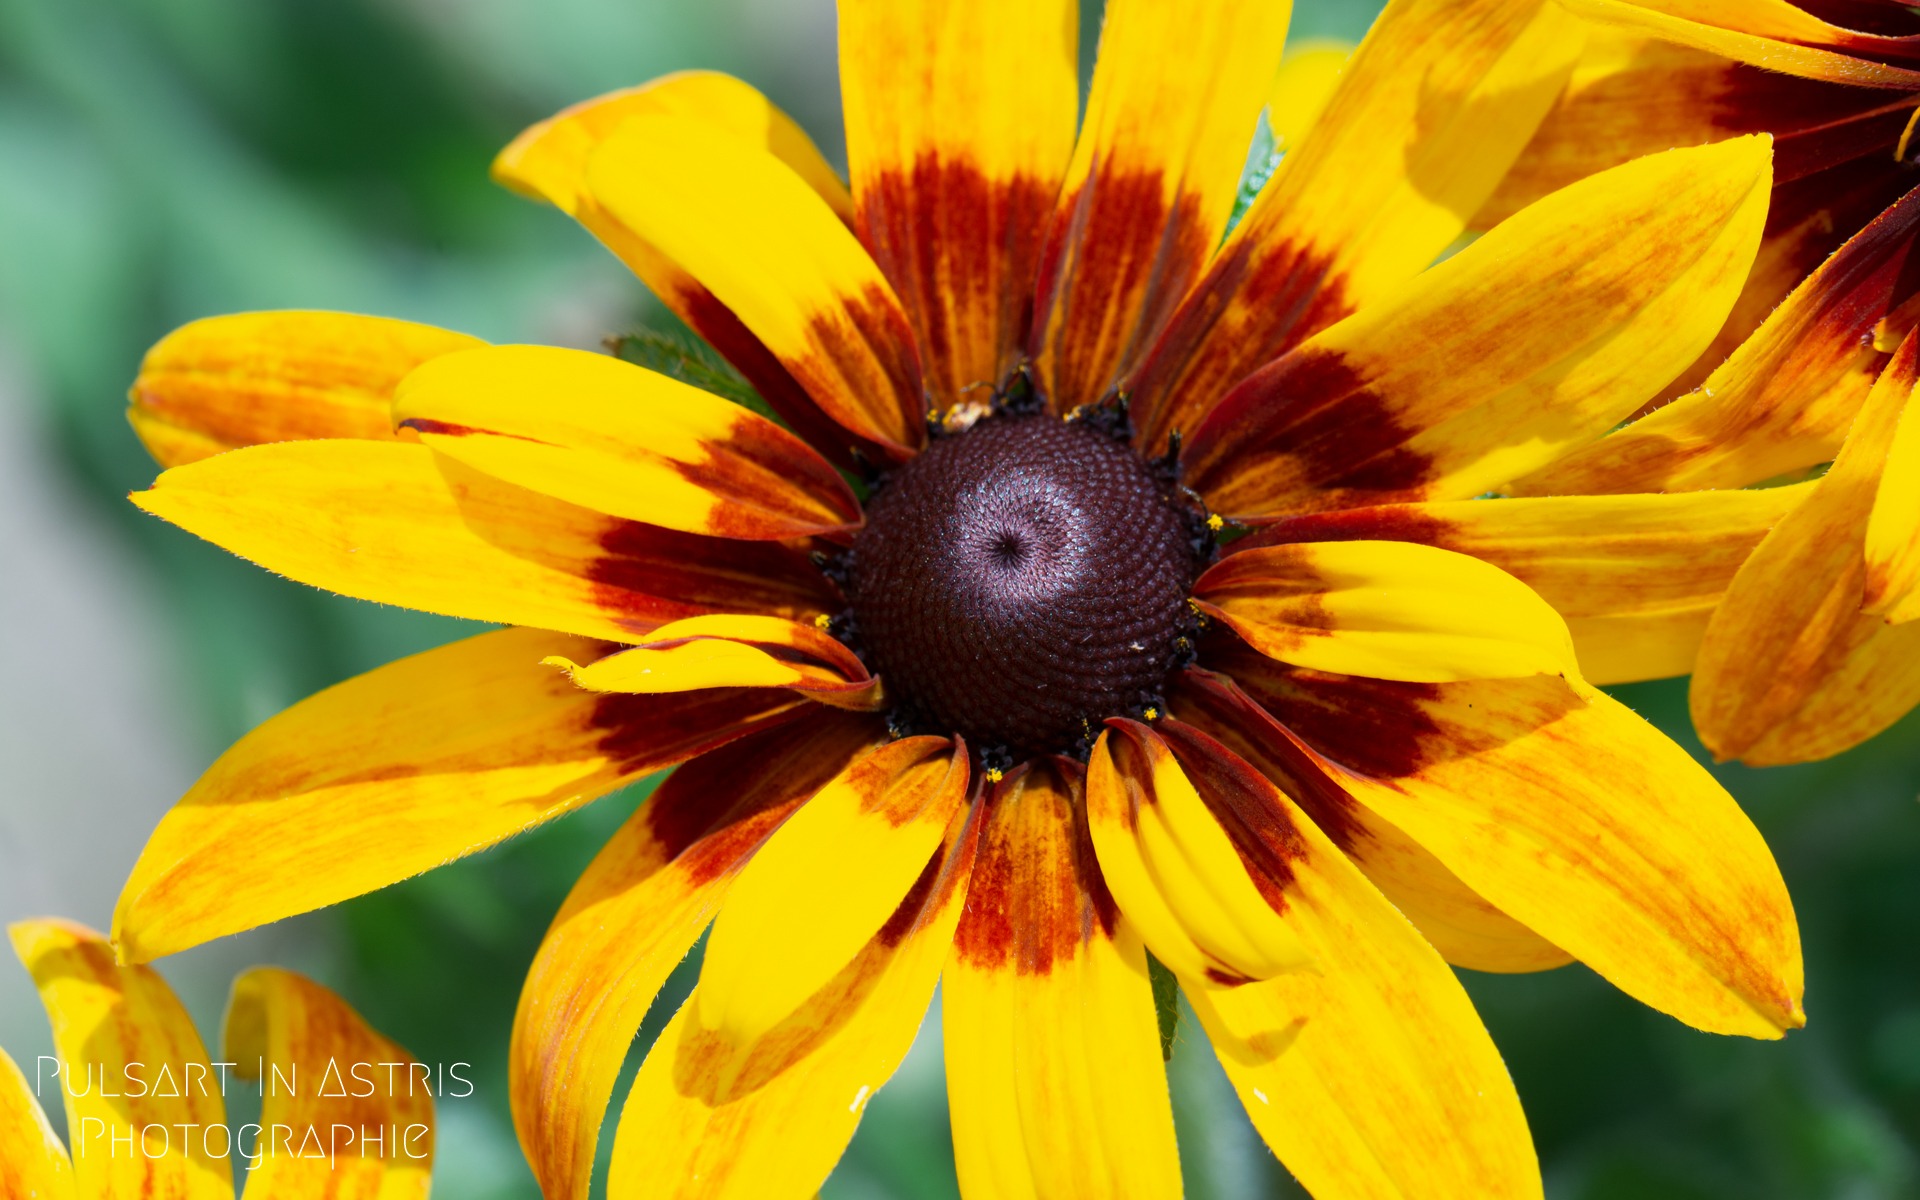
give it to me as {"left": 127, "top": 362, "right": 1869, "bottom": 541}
{"left": 0, "top": 1, "right": 1914, "bottom": 1198}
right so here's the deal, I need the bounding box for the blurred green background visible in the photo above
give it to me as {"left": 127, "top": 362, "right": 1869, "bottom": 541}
{"left": 0, "top": 0, "right": 1916, "bottom": 1196}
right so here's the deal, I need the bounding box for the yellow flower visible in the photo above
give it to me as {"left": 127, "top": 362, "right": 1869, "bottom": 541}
{"left": 1471, "top": 0, "right": 1920, "bottom": 764}
{"left": 115, "top": 1, "right": 1808, "bottom": 1197}
{"left": 1, "top": 919, "right": 433, "bottom": 1197}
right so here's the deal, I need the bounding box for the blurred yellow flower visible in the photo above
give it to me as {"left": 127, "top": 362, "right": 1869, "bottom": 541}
{"left": 1, "top": 919, "right": 433, "bottom": 1198}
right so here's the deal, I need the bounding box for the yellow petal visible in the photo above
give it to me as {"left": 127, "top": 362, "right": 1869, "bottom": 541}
{"left": 606, "top": 803, "right": 980, "bottom": 1199}
{"left": 1086, "top": 723, "right": 1312, "bottom": 985}
{"left": 0, "top": 1048, "right": 73, "bottom": 1200}
{"left": 1153, "top": 722, "right": 1541, "bottom": 1199}
{"left": 698, "top": 737, "right": 969, "bottom": 1044}
{"left": 1693, "top": 334, "right": 1920, "bottom": 761}
{"left": 1194, "top": 540, "right": 1578, "bottom": 683}
{"left": 838, "top": 0, "right": 1077, "bottom": 415}
{"left": 587, "top": 112, "right": 925, "bottom": 457}
{"left": 114, "top": 627, "right": 804, "bottom": 962}
{"left": 1029, "top": 0, "right": 1292, "bottom": 411}
{"left": 493, "top": 73, "right": 868, "bottom": 463}
{"left": 1245, "top": 486, "right": 1808, "bottom": 685}
{"left": 1265, "top": 41, "right": 1351, "bottom": 153}
{"left": 1865, "top": 377, "right": 1920, "bottom": 622}
{"left": 944, "top": 763, "right": 1183, "bottom": 1199}
{"left": 1217, "top": 643, "right": 1805, "bottom": 1037}
{"left": 10, "top": 919, "right": 231, "bottom": 1199}
{"left": 1185, "top": 136, "right": 1773, "bottom": 516}
{"left": 131, "top": 439, "right": 835, "bottom": 642}
{"left": 1520, "top": 185, "right": 1920, "bottom": 496}
{"left": 394, "top": 344, "right": 859, "bottom": 539}
{"left": 511, "top": 711, "right": 883, "bottom": 1200}
{"left": 546, "top": 614, "right": 877, "bottom": 709}
{"left": 221, "top": 967, "right": 433, "bottom": 1196}
{"left": 1171, "top": 666, "right": 1571, "bottom": 974}
{"left": 1131, "top": 0, "right": 1584, "bottom": 452}
{"left": 1559, "top": 0, "right": 1920, "bottom": 87}
{"left": 128, "top": 310, "right": 484, "bottom": 467}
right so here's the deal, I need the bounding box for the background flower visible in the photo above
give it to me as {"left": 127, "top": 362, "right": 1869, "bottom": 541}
{"left": 0, "top": 0, "right": 1916, "bottom": 1198}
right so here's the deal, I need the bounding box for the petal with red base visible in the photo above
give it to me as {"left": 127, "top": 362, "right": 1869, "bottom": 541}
{"left": 511, "top": 711, "right": 883, "bottom": 1200}
{"left": 1129, "top": 0, "right": 1583, "bottom": 453}
{"left": 113, "top": 627, "right": 803, "bottom": 963}
{"left": 1027, "top": 0, "right": 1290, "bottom": 412}
{"left": 839, "top": 0, "right": 1077, "bottom": 418}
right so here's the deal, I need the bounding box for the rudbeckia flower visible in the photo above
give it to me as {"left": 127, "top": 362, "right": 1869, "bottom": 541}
{"left": 1472, "top": 0, "right": 1920, "bottom": 762}
{"left": 1, "top": 919, "right": 433, "bottom": 1197}
{"left": 113, "top": 0, "right": 1807, "bottom": 1196}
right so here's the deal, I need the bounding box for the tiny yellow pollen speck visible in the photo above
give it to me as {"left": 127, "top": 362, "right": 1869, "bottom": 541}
{"left": 1207, "top": 513, "right": 1224, "bottom": 531}
{"left": 813, "top": 613, "right": 832, "bottom": 630}
{"left": 985, "top": 767, "right": 1004, "bottom": 783}
{"left": 1144, "top": 706, "right": 1160, "bottom": 721}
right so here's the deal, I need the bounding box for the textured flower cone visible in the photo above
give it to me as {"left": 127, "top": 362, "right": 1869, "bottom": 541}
{"left": 114, "top": 1, "right": 1810, "bottom": 1198}
{"left": 0, "top": 918, "right": 435, "bottom": 1199}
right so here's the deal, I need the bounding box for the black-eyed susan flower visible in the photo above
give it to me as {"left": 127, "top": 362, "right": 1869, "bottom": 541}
{"left": 114, "top": 0, "right": 1808, "bottom": 1196}
{"left": 1, "top": 919, "right": 433, "bottom": 1197}
{"left": 1469, "top": 0, "right": 1920, "bottom": 763}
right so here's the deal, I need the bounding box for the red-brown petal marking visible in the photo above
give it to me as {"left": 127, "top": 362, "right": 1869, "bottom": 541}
{"left": 1129, "top": 0, "right": 1584, "bottom": 453}
{"left": 1520, "top": 179, "right": 1920, "bottom": 495}
{"left": 839, "top": 0, "right": 1077, "bottom": 418}
{"left": 511, "top": 710, "right": 885, "bottom": 1200}
{"left": 1026, "top": 0, "right": 1289, "bottom": 412}
{"left": 1169, "top": 667, "right": 1573, "bottom": 973}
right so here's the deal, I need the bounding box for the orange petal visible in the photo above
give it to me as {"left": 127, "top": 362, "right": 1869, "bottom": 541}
{"left": 604, "top": 801, "right": 981, "bottom": 1199}
{"left": 0, "top": 1048, "right": 73, "bottom": 1200}
{"left": 1185, "top": 136, "right": 1773, "bottom": 516}
{"left": 114, "top": 627, "right": 804, "bottom": 963}
{"left": 1171, "top": 666, "right": 1571, "bottom": 974}
{"left": 1864, "top": 360, "right": 1920, "bottom": 621}
{"left": 1738, "top": 621, "right": 1920, "bottom": 765}
{"left": 944, "top": 762, "right": 1184, "bottom": 1197}
{"left": 1027, "top": 0, "right": 1291, "bottom": 412}
{"left": 1520, "top": 180, "right": 1920, "bottom": 495}
{"left": 587, "top": 112, "right": 926, "bottom": 458}
{"left": 131, "top": 439, "right": 836, "bottom": 642}
{"left": 511, "top": 710, "right": 883, "bottom": 1200}
{"left": 1693, "top": 331, "right": 1920, "bottom": 762}
{"left": 1130, "top": 0, "right": 1584, "bottom": 452}
{"left": 493, "top": 73, "right": 867, "bottom": 464}
{"left": 394, "top": 344, "right": 860, "bottom": 539}
{"left": 221, "top": 967, "right": 433, "bottom": 1195}
{"left": 1153, "top": 724, "right": 1543, "bottom": 1199}
{"left": 1216, "top": 642, "right": 1805, "bottom": 1037}
{"left": 10, "top": 919, "right": 231, "bottom": 1199}
{"left": 698, "top": 737, "right": 969, "bottom": 1045}
{"left": 839, "top": 0, "right": 1077, "bottom": 418}
{"left": 1241, "top": 486, "right": 1807, "bottom": 685}
{"left": 128, "top": 310, "right": 484, "bottom": 467}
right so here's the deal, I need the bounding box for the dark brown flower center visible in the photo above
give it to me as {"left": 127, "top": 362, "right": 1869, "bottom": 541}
{"left": 845, "top": 413, "right": 1204, "bottom": 759}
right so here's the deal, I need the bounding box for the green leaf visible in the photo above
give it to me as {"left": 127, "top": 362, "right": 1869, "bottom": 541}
{"left": 608, "top": 327, "right": 779, "bottom": 423}
{"left": 1149, "top": 949, "right": 1181, "bottom": 1061}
